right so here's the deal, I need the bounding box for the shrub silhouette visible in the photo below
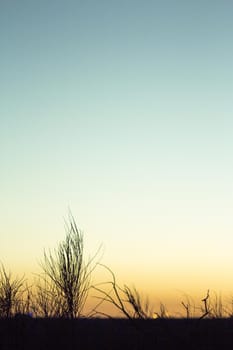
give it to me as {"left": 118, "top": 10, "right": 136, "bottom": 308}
{"left": 0, "top": 214, "right": 232, "bottom": 321}
{"left": 0, "top": 264, "right": 25, "bottom": 317}
{"left": 40, "top": 214, "right": 96, "bottom": 318}
{"left": 92, "top": 264, "right": 153, "bottom": 320}
{"left": 32, "top": 275, "right": 64, "bottom": 317}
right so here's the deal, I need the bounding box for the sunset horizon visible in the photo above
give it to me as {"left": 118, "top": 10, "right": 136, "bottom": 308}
{"left": 1, "top": 0, "right": 233, "bottom": 321}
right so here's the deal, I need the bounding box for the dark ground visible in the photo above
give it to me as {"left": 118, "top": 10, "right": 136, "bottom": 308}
{"left": 1, "top": 317, "right": 233, "bottom": 350}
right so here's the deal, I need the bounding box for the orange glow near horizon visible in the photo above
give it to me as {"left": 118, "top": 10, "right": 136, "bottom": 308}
{"left": 5, "top": 248, "right": 233, "bottom": 317}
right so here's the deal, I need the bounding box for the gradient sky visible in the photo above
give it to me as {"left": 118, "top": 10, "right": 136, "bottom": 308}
{"left": 1, "top": 1, "right": 233, "bottom": 312}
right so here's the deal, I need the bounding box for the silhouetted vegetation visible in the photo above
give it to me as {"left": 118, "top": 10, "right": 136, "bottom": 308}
{"left": 1, "top": 214, "right": 233, "bottom": 349}
{"left": 0, "top": 264, "right": 25, "bottom": 317}
{"left": 92, "top": 264, "right": 152, "bottom": 320}
{"left": 40, "top": 214, "right": 97, "bottom": 318}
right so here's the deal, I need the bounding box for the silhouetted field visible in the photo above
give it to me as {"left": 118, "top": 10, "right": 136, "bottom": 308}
{"left": 1, "top": 317, "right": 233, "bottom": 350}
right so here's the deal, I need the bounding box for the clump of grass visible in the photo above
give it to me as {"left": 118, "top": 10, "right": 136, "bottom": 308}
{"left": 0, "top": 264, "right": 25, "bottom": 317}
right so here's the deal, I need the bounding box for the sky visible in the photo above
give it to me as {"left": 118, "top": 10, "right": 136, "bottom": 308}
{"left": 1, "top": 0, "right": 233, "bottom": 314}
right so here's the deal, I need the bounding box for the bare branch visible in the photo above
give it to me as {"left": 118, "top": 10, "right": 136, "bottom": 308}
{"left": 91, "top": 264, "right": 152, "bottom": 320}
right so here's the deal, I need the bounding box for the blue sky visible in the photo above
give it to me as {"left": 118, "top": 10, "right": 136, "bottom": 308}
{"left": 1, "top": 1, "right": 233, "bottom": 306}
